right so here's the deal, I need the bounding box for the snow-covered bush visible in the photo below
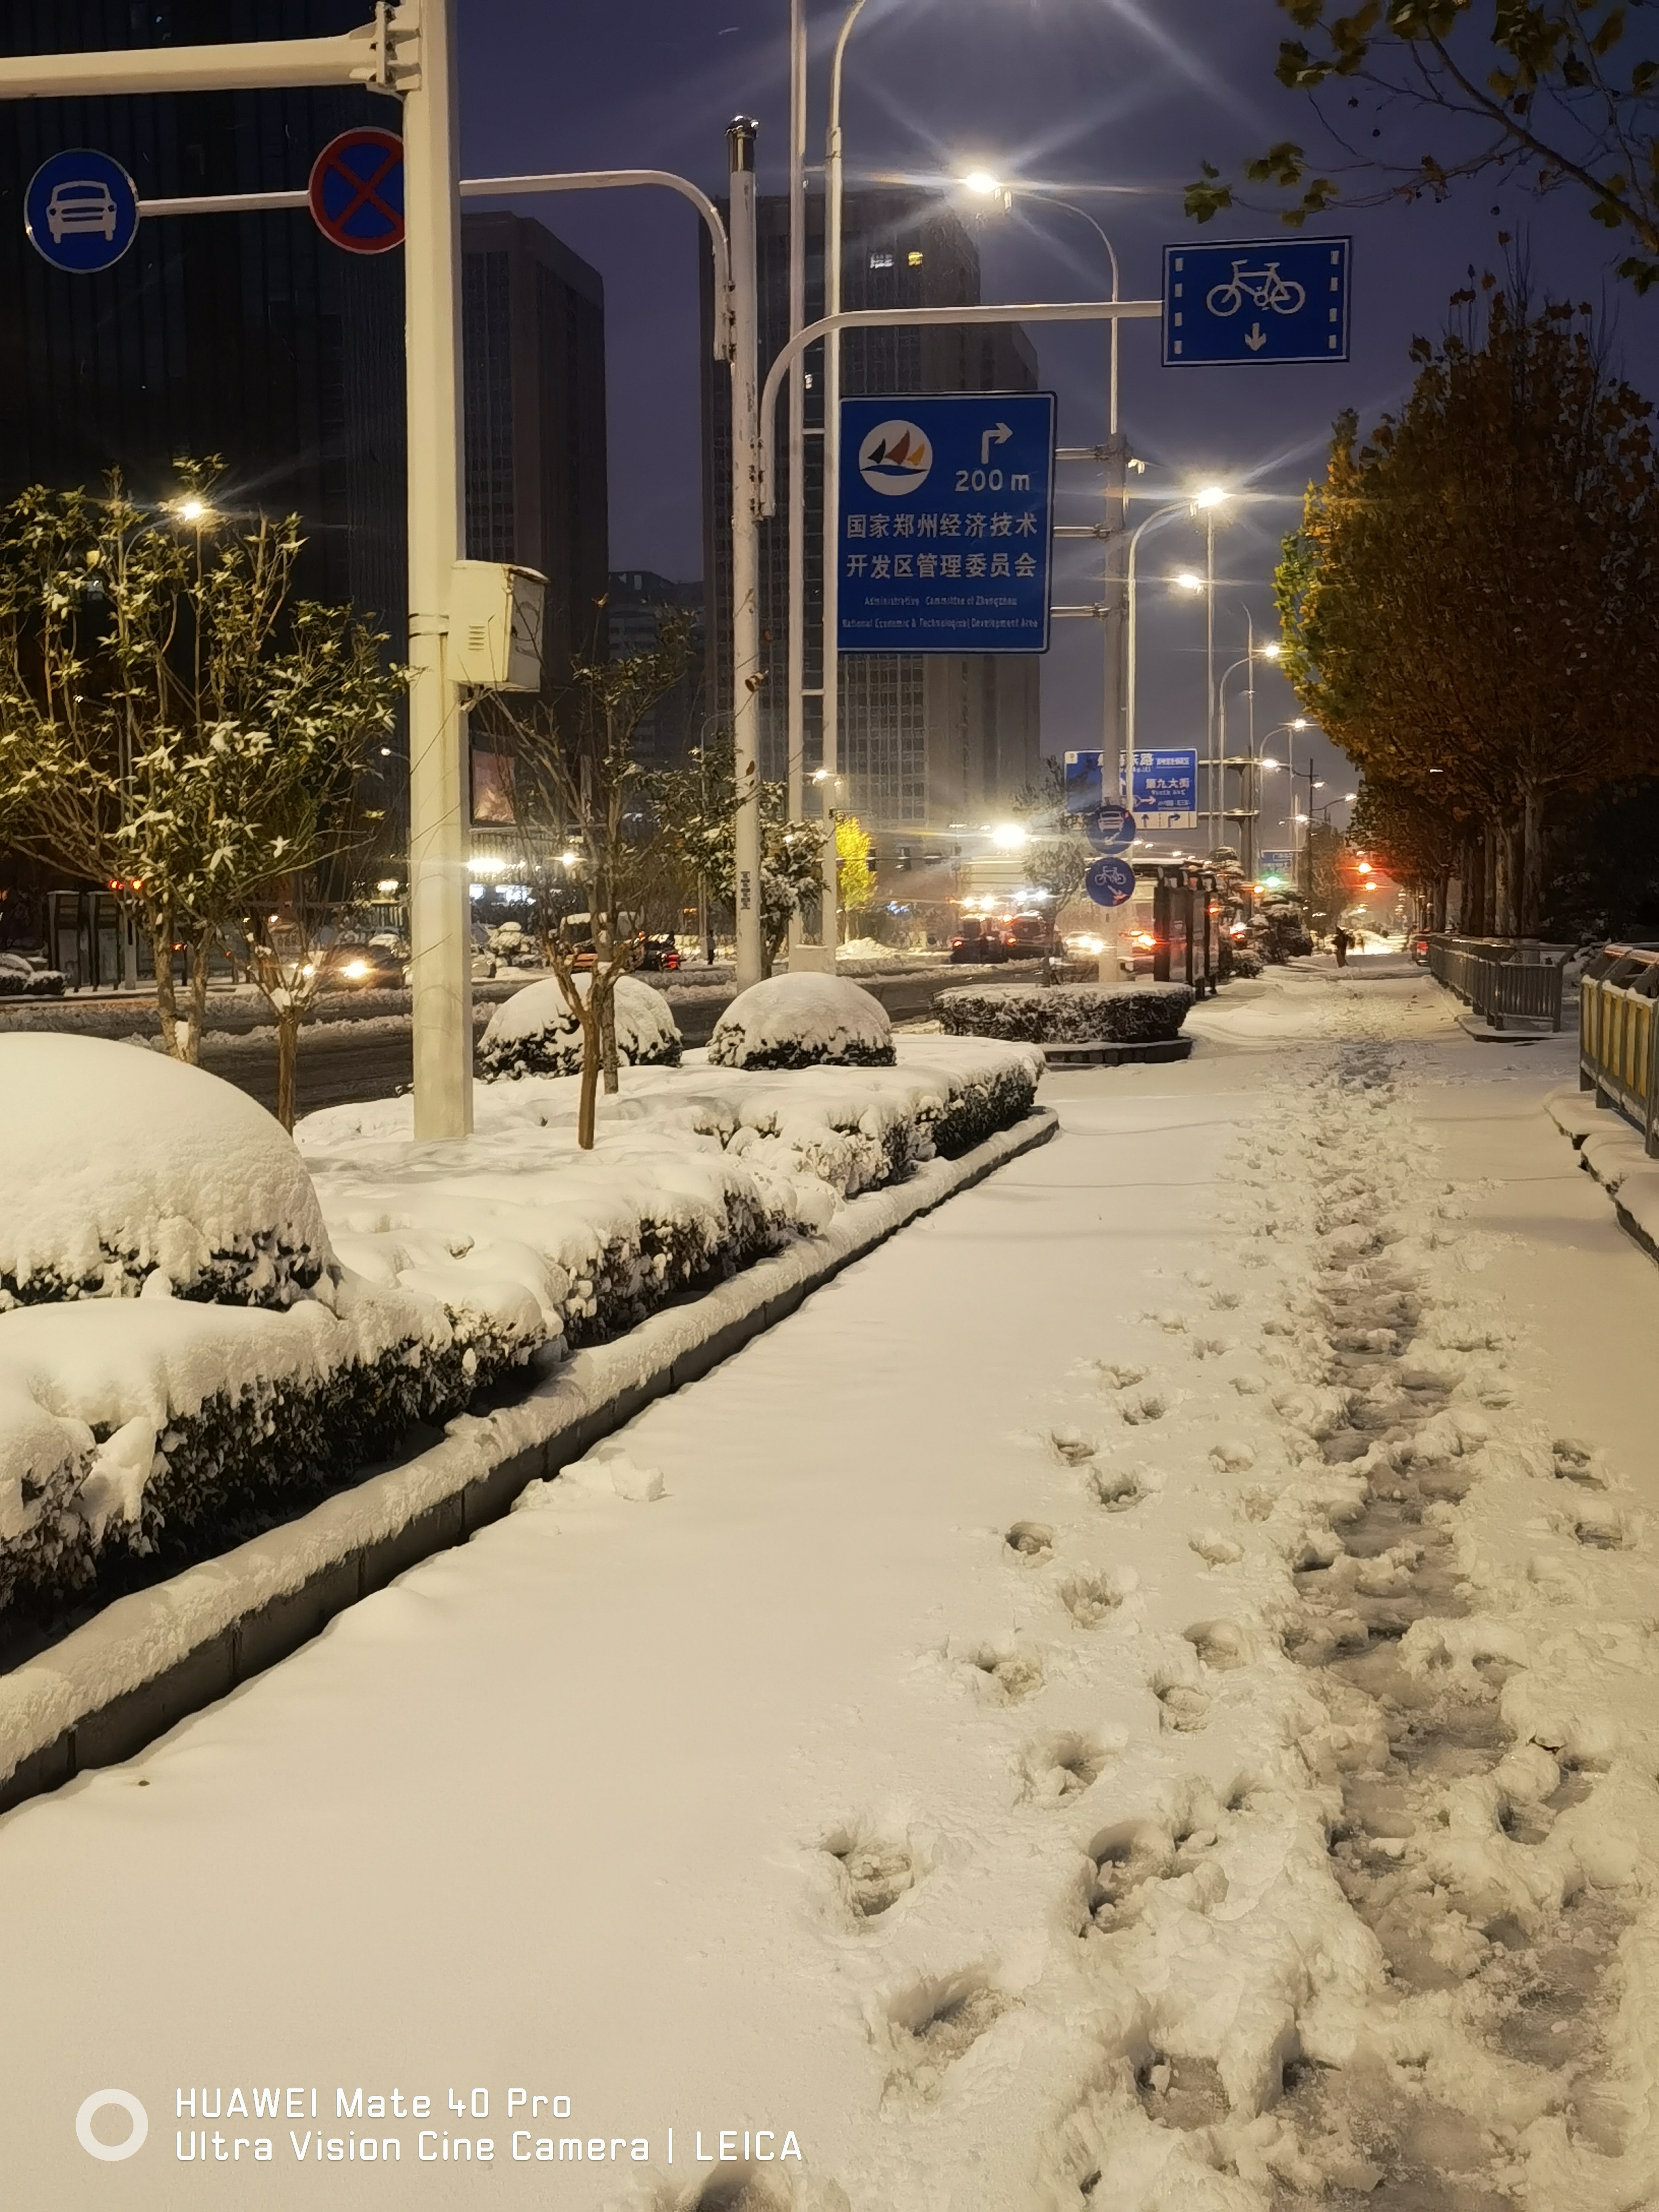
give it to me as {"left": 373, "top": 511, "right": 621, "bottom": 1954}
{"left": 0, "top": 953, "right": 64, "bottom": 997}
{"left": 938, "top": 982, "right": 1195, "bottom": 1046}
{"left": 0, "top": 1035, "right": 333, "bottom": 1308}
{"left": 476, "top": 974, "right": 683, "bottom": 1082}
{"left": 1229, "top": 948, "right": 1264, "bottom": 980}
{"left": 0, "top": 1280, "right": 541, "bottom": 1620}
{"left": 707, "top": 975, "right": 895, "bottom": 1070}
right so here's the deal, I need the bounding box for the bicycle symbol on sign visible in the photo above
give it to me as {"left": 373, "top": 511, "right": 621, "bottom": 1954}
{"left": 1205, "top": 260, "right": 1307, "bottom": 318}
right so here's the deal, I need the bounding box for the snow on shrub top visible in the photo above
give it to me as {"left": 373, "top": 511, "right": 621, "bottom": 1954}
{"left": 939, "top": 981, "right": 1194, "bottom": 1046}
{"left": 706, "top": 974, "right": 895, "bottom": 1070}
{"left": 0, "top": 1034, "right": 333, "bottom": 1308}
{"left": 476, "top": 974, "right": 683, "bottom": 1082}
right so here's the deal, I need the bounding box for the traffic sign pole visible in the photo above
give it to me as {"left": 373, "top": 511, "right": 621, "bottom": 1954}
{"left": 727, "top": 119, "right": 764, "bottom": 993}
{"left": 400, "top": 0, "right": 473, "bottom": 1140}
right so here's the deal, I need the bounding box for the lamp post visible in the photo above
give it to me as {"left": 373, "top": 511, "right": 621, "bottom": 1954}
{"left": 965, "top": 178, "right": 1128, "bottom": 802}
{"left": 818, "top": 0, "right": 872, "bottom": 959}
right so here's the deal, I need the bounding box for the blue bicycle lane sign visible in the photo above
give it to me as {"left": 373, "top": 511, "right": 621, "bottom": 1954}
{"left": 1163, "top": 237, "right": 1351, "bottom": 367}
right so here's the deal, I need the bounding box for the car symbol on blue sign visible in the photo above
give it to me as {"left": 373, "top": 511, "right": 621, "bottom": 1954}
{"left": 25, "top": 150, "right": 140, "bottom": 274}
{"left": 1163, "top": 237, "right": 1351, "bottom": 367}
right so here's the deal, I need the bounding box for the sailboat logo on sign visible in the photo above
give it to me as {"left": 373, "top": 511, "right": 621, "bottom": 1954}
{"left": 858, "top": 420, "right": 933, "bottom": 496}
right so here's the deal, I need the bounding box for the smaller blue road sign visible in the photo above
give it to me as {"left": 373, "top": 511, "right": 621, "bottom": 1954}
{"left": 1163, "top": 237, "right": 1351, "bottom": 368}
{"left": 838, "top": 393, "right": 1056, "bottom": 654}
{"left": 1085, "top": 805, "right": 1136, "bottom": 857}
{"left": 25, "top": 150, "right": 139, "bottom": 274}
{"left": 309, "top": 128, "right": 405, "bottom": 255}
{"left": 1085, "top": 857, "right": 1137, "bottom": 910}
{"left": 1132, "top": 748, "right": 1198, "bottom": 829}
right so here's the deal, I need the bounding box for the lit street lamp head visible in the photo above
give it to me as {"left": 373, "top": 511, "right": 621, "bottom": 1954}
{"left": 962, "top": 170, "right": 1001, "bottom": 198}
{"left": 1192, "top": 485, "right": 1228, "bottom": 511}
{"left": 1174, "top": 571, "right": 1203, "bottom": 594}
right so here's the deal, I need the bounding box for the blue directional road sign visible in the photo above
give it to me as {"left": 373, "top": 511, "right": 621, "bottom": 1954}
{"left": 1132, "top": 748, "right": 1198, "bottom": 830}
{"left": 1085, "top": 857, "right": 1136, "bottom": 910}
{"left": 1163, "top": 236, "right": 1351, "bottom": 368}
{"left": 25, "top": 150, "right": 139, "bottom": 274}
{"left": 838, "top": 393, "right": 1056, "bottom": 654}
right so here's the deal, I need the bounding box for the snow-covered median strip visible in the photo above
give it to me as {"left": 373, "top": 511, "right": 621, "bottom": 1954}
{"left": 0, "top": 1106, "right": 1056, "bottom": 1809}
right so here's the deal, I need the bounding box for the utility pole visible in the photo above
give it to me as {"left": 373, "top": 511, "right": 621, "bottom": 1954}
{"left": 1204, "top": 507, "right": 1217, "bottom": 857}
{"left": 402, "top": 0, "right": 471, "bottom": 1139}
{"left": 727, "top": 118, "right": 764, "bottom": 992}
{"left": 784, "top": 0, "right": 814, "bottom": 966}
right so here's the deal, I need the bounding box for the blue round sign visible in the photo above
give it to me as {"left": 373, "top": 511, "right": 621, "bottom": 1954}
{"left": 1085, "top": 856, "right": 1137, "bottom": 910}
{"left": 308, "top": 129, "right": 405, "bottom": 255}
{"left": 1084, "top": 804, "right": 1136, "bottom": 857}
{"left": 25, "top": 149, "right": 140, "bottom": 274}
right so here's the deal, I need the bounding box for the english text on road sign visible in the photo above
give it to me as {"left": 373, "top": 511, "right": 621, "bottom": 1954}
{"left": 838, "top": 393, "right": 1056, "bottom": 654}
{"left": 309, "top": 128, "right": 405, "bottom": 255}
{"left": 1131, "top": 747, "right": 1198, "bottom": 830}
{"left": 1085, "top": 857, "right": 1136, "bottom": 909}
{"left": 25, "top": 150, "right": 139, "bottom": 274}
{"left": 1163, "top": 237, "right": 1351, "bottom": 367}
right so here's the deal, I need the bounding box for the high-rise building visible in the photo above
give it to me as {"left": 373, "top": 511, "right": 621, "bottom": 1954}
{"left": 699, "top": 190, "right": 1042, "bottom": 835}
{"left": 607, "top": 572, "right": 706, "bottom": 771}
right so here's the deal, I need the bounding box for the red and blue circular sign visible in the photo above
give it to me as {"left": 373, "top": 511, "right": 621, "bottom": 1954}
{"left": 1084, "top": 804, "right": 1136, "bottom": 857}
{"left": 25, "top": 149, "right": 140, "bottom": 274}
{"left": 308, "top": 128, "right": 404, "bottom": 255}
{"left": 1085, "top": 857, "right": 1137, "bottom": 911}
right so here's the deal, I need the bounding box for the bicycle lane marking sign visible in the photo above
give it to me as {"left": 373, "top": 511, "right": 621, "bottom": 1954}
{"left": 308, "top": 127, "right": 405, "bottom": 254}
{"left": 1162, "top": 236, "right": 1351, "bottom": 367}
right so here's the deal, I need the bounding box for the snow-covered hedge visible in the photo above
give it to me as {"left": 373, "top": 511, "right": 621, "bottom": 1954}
{"left": 0, "top": 1036, "right": 333, "bottom": 1309}
{"left": 0, "top": 1279, "right": 539, "bottom": 1620}
{"left": 0, "top": 1036, "right": 1042, "bottom": 1634}
{"left": 938, "top": 982, "right": 1195, "bottom": 1046}
{"left": 476, "top": 974, "right": 683, "bottom": 1082}
{"left": 0, "top": 955, "right": 64, "bottom": 998}
{"left": 1230, "top": 949, "right": 1264, "bottom": 980}
{"left": 707, "top": 975, "right": 895, "bottom": 1070}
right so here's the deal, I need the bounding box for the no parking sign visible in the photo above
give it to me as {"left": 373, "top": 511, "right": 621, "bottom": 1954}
{"left": 308, "top": 128, "right": 405, "bottom": 254}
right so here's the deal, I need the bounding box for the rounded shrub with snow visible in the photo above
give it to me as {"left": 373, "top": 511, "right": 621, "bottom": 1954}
{"left": 476, "top": 973, "right": 683, "bottom": 1082}
{"left": 706, "top": 975, "right": 895, "bottom": 1071}
{"left": 0, "top": 1034, "right": 333, "bottom": 1308}
{"left": 938, "top": 982, "right": 1195, "bottom": 1047}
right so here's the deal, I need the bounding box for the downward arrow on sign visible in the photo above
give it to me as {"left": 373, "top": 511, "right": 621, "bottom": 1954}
{"left": 1245, "top": 324, "right": 1267, "bottom": 353}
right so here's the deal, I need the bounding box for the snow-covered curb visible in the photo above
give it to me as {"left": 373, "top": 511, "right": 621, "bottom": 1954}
{"left": 1544, "top": 1084, "right": 1659, "bottom": 1259}
{"left": 0, "top": 1108, "right": 1058, "bottom": 1811}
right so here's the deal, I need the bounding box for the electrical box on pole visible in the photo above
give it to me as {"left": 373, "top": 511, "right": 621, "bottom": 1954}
{"left": 449, "top": 562, "right": 547, "bottom": 691}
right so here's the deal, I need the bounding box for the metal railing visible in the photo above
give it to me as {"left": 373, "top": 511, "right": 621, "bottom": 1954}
{"left": 1426, "top": 934, "right": 1565, "bottom": 1031}
{"left": 1579, "top": 944, "right": 1659, "bottom": 1155}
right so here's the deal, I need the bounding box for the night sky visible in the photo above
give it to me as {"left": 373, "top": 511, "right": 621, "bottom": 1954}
{"left": 459, "top": 0, "right": 1659, "bottom": 852}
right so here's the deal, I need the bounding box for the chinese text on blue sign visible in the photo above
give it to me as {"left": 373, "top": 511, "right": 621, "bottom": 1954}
{"left": 838, "top": 394, "right": 1056, "bottom": 655}
{"left": 1163, "top": 237, "right": 1351, "bottom": 368}
{"left": 1132, "top": 749, "right": 1198, "bottom": 830}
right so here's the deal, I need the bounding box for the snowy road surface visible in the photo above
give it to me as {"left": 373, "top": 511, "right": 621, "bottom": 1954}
{"left": 4, "top": 962, "right": 1658, "bottom": 2211}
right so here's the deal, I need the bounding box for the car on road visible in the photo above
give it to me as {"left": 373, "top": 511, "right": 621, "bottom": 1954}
{"left": 637, "top": 934, "right": 681, "bottom": 972}
{"left": 1002, "top": 913, "right": 1057, "bottom": 962}
{"left": 314, "top": 943, "right": 408, "bottom": 991}
{"left": 47, "top": 180, "right": 119, "bottom": 243}
{"left": 949, "top": 917, "right": 1009, "bottom": 964}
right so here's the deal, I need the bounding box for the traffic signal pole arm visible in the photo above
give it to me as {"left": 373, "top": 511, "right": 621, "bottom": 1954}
{"left": 0, "top": 9, "right": 409, "bottom": 97}
{"left": 754, "top": 299, "right": 1161, "bottom": 518}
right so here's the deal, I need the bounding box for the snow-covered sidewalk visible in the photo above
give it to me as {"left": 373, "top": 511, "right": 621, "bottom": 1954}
{"left": 4, "top": 966, "right": 1658, "bottom": 2211}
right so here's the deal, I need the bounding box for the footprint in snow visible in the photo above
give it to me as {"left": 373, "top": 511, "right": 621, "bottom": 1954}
{"left": 1019, "top": 1731, "right": 1110, "bottom": 1805}
{"left": 1004, "top": 1520, "right": 1055, "bottom": 1563}
{"left": 881, "top": 1972, "right": 1014, "bottom": 2102}
{"left": 1152, "top": 1676, "right": 1211, "bottom": 1733}
{"left": 1058, "top": 1569, "right": 1128, "bottom": 1628}
{"left": 823, "top": 1827, "right": 916, "bottom": 1923}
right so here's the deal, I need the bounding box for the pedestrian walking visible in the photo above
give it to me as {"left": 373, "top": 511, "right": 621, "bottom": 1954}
{"left": 1333, "top": 926, "right": 1352, "bottom": 968}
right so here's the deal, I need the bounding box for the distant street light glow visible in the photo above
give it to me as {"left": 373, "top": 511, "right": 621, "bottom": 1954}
{"left": 962, "top": 170, "right": 1001, "bottom": 197}
{"left": 1258, "top": 641, "right": 1282, "bottom": 660}
{"left": 1192, "top": 485, "right": 1228, "bottom": 510}
{"left": 1174, "top": 571, "right": 1203, "bottom": 594}
{"left": 991, "top": 823, "right": 1027, "bottom": 851}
